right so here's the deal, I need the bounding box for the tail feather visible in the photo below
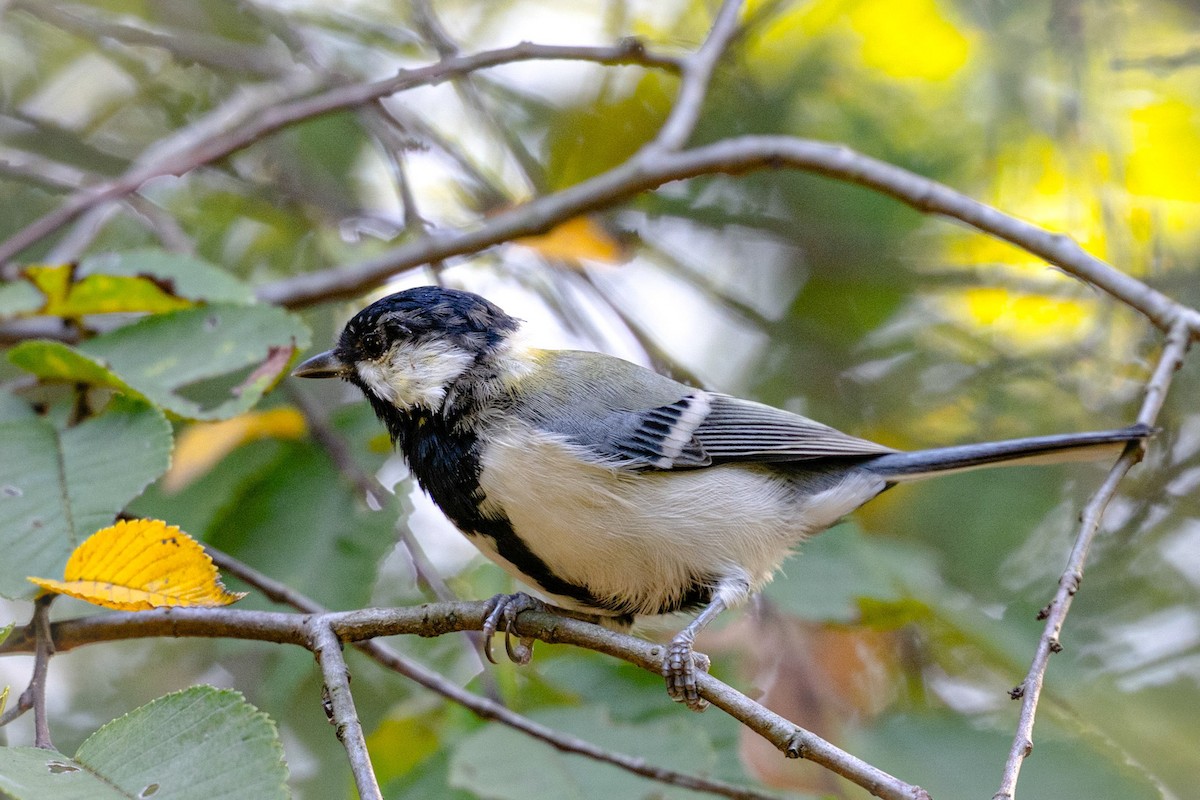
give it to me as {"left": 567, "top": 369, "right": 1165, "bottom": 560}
{"left": 862, "top": 423, "right": 1153, "bottom": 482}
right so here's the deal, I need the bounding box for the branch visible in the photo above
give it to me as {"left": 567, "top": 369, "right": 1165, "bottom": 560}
{"left": 203, "top": 548, "right": 780, "bottom": 800}
{"left": 0, "top": 602, "right": 929, "bottom": 800}
{"left": 255, "top": 135, "right": 1200, "bottom": 337}
{"left": 650, "top": 0, "right": 743, "bottom": 152}
{"left": 993, "top": 321, "right": 1191, "bottom": 800}
{"left": 309, "top": 622, "right": 382, "bottom": 800}
{"left": 0, "top": 40, "right": 680, "bottom": 266}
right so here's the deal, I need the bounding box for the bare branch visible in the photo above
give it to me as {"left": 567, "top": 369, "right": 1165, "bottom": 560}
{"left": 309, "top": 622, "right": 382, "bottom": 800}
{"left": 993, "top": 322, "right": 1191, "bottom": 800}
{"left": 257, "top": 135, "right": 1200, "bottom": 337}
{"left": 0, "top": 602, "right": 929, "bottom": 800}
{"left": 650, "top": 0, "right": 744, "bottom": 152}
{"left": 0, "top": 40, "right": 680, "bottom": 266}
{"left": 28, "top": 597, "right": 55, "bottom": 748}
{"left": 207, "top": 548, "right": 783, "bottom": 800}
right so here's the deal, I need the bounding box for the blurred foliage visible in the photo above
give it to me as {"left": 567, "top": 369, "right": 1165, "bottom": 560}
{"left": 2, "top": 0, "right": 1199, "bottom": 798}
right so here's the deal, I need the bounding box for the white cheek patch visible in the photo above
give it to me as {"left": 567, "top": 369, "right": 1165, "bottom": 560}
{"left": 355, "top": 340, "right": 475, "bottom": 410}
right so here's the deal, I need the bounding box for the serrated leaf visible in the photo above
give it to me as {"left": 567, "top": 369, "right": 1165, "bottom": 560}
{"left": 25, "top": 263, "right": 193, "bottom": 317}
{"left": 28, "top": 519, "right": 245, "bottom": 610}
{"left": 77, "top": 687, "right": 289, "bottom": 800}
{"left": 79, "top": 249, "right": 255, "bottom": 305}
{"left": 7, "top": 303, "right": 310, "bottom": 421}
{"left": 0, "top": 687, "right": 290, "bottom": 800}
{"left": 0, "top": 399, "right": 172, "bottom": 599}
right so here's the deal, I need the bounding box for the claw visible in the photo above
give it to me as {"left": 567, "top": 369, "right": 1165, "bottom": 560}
{"left": 662, "top": 636, "right": 710, "bottom": 711}
{"left": 482, "top": 592, "right": 543, "bottom": 666}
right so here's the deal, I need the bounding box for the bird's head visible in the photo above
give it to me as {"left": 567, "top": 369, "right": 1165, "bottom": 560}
{"left": 293, "top": 286, "right": 522, "bottom": 415}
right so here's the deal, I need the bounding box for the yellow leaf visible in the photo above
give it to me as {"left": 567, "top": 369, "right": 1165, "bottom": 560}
{"left": 28, "top": 519, "right": 246, "bottom": 611}
{"left": 163, "top": 406, "right": 307, "bottom": 493}
{"left": 512, "top": 216, "right": 627, "bottom": 264}
{"left": 24, "top": 264, "right": 192, "bottom": 317}
{"left": 0, "top": 684, "right": 7, "bottom": 718}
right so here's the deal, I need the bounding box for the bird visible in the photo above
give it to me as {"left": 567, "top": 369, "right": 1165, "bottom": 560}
{"left": 293, "top": 285, "right": 1150, "bottom": 710}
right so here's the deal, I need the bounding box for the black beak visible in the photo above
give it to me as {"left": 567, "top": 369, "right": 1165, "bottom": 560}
{"left": 292, "top": 350, "right": 347, "bottom": 379}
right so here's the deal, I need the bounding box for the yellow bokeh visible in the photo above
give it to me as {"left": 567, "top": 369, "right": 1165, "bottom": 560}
{"left": 849, "top": 0, "right": 972, "bottom": 80}
{"left": 951, "top": 287, "right": 1096, "bottom": 350}
{"left": 1126, "top": 97, "right": 1200, "bottom": 202}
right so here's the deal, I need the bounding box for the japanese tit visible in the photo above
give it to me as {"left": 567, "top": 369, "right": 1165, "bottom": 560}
{"left": 294, "top": 285, "right": 1149, "bottom": 710}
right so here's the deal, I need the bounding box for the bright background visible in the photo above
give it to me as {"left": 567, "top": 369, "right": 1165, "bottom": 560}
{"left": 2, "top": 1, "right": 1198, "bottom": 798}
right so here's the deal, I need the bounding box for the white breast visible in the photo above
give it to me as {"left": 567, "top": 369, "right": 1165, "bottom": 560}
{"left": 474, "top": 422, "right": 886, "bottom": 617}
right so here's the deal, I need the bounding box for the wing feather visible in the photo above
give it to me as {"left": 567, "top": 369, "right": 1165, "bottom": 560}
{"left": 511, "top": 351, "right": 894, "bottom": 471}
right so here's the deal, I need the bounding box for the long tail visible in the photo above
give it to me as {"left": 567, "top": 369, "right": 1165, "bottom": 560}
{"left": 862, "top": 423, "right": 1153, "bottom": 482}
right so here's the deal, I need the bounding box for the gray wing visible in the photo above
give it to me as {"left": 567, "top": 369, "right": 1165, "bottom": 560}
{"left": 513, "top": 350, "right": 895, "bottom": 471}
{"left": 680, "top": 393, "right": 897, "bottom": 467}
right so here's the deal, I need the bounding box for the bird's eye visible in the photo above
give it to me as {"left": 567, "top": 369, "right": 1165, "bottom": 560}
{"left": 360, "top": 332, "right": 386, "bottom": 359}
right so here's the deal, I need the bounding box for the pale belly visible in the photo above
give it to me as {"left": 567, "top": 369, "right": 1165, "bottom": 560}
{"left": 474, "top": 424, "right": 885, "bottom": 617}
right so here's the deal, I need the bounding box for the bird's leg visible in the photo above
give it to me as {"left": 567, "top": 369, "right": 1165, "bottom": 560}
{"left": 482, "top": 592, "right": 543, "bottom": 665}
{"left": 664, "top": 595, "right": 728, "bottom": 712}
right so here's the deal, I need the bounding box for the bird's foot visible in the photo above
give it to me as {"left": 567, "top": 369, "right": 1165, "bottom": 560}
{"left": 663, "top": 635, "right": 710, "bottom": 711}
{"left": 482, "top": 592, "right": 543, "bottom": 666}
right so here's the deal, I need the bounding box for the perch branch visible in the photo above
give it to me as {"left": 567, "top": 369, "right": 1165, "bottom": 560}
{"left": 0, "top": 602, "right": 929, "bottom": 800}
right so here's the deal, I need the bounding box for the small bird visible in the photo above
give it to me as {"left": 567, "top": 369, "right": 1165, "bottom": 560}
{"left": 293, "top": 285, "right": 1149, "bottom": 710}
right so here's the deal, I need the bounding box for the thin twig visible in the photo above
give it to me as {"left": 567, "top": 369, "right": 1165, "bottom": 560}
{"left": 309, "top": 622, "right": 382, "bottom": 800}
{"left": 992, "top": 321, "right": 1191, "bottom": 800}
{"left": 0, "top": 602, "right": 928, "bottom": 800}
{"left": 24, "top": 596, "right": 56, "bottom": 749}
{"left": 650, "top": 0, "right": 744, "bottom": 152}
{"left": 0, "top": 40, "right": 681, "bottom": 266}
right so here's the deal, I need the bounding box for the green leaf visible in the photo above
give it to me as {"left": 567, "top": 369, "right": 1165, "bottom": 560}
{"left": 79, "top": 250, "right": 256, "bottom": 305}
{"left": 0, "top": 748, "right": 129, "bottom": 800}
{"left": 0, "top": 398, "right": 172, "bottom": 598}
{"left": 0, "top": 686, "right": 290, "bottom": 800}
{"left": 6, "top": 340, "right": 147, "bottom": 400}
{"left": 202, "top": 442, "right": 395, "bottom": 610}
{"left": 449, "top": 705, "right": 715, "bottom": 800}
{"left": 7, "top": 303, "right": 310, "bottom": 421}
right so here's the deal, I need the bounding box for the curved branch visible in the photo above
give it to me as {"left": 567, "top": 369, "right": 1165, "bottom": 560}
{"left": 256, "top": 135, "right": 1200, "bottom": 337}
{"left": 0, "top": 40, "right": 681, "bottom": 266}
{"left": 0, "top": 602, "right": 930, "bottom": 800}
